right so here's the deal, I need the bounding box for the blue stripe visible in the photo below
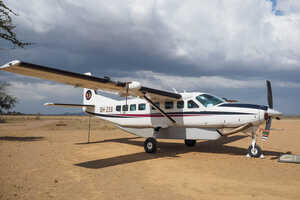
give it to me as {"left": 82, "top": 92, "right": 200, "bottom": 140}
{"left": 219, "top": 103, "right": 268, "bottom": 111}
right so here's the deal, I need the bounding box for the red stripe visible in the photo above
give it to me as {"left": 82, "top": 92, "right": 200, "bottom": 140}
{"left": 110, "top": 114, "right": 210, "bottom": 117}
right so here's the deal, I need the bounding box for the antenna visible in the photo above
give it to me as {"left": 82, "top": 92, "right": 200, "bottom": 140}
{"left": 87, "top": 114, "right": 91, "bottom": 143}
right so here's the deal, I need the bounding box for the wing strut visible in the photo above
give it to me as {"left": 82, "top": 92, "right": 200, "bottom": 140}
{"left": 143, "top": 95, "right": 176, "bottom": 125}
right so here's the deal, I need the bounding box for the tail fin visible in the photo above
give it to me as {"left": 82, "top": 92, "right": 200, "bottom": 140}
{"left": 83, "top": 72, "right": 96, "bottom": 106}
{"left": 82, "top": 72, "right": 117, "bottom": 112}
{"left": 83, "top": 88, "right": 97, "bottom": 105}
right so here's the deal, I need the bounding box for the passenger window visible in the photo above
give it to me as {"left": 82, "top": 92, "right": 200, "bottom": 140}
{"left": 130, "top": 104, "right": 136, "bottom": 111}
{"left": 116, "top": 105, "right": 121, "bottom": 111}
{"left": 188, "top": 100, "right": 199, "bottom": 108}
{"left": 138, "top": 103, "right": 146, "bottom": 110}
{"left": 165, "top": 101, "right": 174, "bottom": 109}
{"left": 151, "top": 102, "right": 160, "bottom": 110}
{"left": 177, "top": 101, "right": 184, "bottom": 109}
{"left": 122, "top": 105, "right": 128, "bottom": 111}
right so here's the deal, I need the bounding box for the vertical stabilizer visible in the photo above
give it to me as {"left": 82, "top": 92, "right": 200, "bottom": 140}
{"left": 83, "top": 72, "right": 96, "bottom": 106}
{"left": 82, "top": 72, "right": 117, "bottom": 113}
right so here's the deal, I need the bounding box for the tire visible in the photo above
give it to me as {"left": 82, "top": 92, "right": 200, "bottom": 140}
{"left": 144, "top": 138, "right": 157, "bottom": 153}
{"left": 247, "top": 144, "right": 262, "bottom": 158}
{"left": 184, "top": 139, "right": 196, "bottom": 147}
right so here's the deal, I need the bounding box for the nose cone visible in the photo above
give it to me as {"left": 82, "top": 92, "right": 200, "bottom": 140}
{"left": 267, "top": 108, "right": 282, "bottom": 117}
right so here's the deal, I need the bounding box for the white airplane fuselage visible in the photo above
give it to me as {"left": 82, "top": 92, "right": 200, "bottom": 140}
{"left": 84, "top": 90, "right": 268, "bottom": 140}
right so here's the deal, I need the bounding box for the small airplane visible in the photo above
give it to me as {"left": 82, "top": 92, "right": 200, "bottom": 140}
{"left": 1, "top": 60, "right": 282, "bottom": 158}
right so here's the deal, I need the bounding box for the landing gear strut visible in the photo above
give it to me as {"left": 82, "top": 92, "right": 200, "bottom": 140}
{"left": 247, "top": 127, "right": 263, "bottom": 158}
{"left": 144, "top": 137, "right": 157, "bottom": 153}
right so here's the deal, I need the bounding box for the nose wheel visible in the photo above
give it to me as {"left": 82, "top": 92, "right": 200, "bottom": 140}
{"left": 246, "top": 127, "right": 264, "bottom": 158}
{"left": 247, "top": 144, "right": 262, "bottom": 158}
{"left": 144, "top": 137, "right": 157, "bottom": 153}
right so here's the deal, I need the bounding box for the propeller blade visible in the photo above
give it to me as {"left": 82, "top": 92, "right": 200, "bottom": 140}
{"left": 262, "top": 117, "right": 272, "bottom": 141}
{"left": 266, "top": 80, "right": 273, "bottom": 109}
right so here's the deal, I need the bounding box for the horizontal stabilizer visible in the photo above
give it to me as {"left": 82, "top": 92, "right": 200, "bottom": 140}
{"left": 44, "top": 103, "right": 95, "bottom": 108}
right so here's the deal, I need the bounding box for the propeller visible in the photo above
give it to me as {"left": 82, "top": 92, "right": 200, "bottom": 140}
{"left": 262, "top": 80, "right": 281, "bottom": 141}
{"left": 266, "top": 80, "right": 273, "bottom": 109}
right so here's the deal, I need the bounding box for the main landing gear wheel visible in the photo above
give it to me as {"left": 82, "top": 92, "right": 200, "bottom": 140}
{"left": 184, "top": 139, "right": 196, "bottom": 147}
{"left": 144, "top": 137, "right": 157, "bottom": 153}
{"left": 247, "top": 144, "right": 262, "bottom": 158}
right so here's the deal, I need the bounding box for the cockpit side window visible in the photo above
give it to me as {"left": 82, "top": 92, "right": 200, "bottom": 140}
{"left": 187, "top": 100, "right": 199, "bottom": 108}
{"left": 196, "top": 94, "right": 224, "bottom": 107}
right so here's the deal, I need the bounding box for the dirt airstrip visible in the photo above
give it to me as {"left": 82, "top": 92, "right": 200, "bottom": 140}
{"left": 0, "top": 116, "right": 300, "bottom": 200}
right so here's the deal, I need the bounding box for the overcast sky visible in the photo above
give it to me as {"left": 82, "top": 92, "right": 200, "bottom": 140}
{"left": 1, "top": 0, "right": 300, "bottom": 115}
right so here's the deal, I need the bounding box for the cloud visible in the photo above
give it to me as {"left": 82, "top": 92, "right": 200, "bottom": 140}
{"left": 276, "top": 0, "right": 300, "bottom": 15}
{"left": 8, "top": 81, "right": 81, "bottom": 101}
{"left": 117, "top": 70, "right": 300, "bottom": 91}
{"left": 1, "top": 0, "right": 300, "bottom": 114}
{"left": 5, "top": 0, "right": 300, "bottom": 73}
{"left": 4, "top": 81, "right": 82, "bottom": 114}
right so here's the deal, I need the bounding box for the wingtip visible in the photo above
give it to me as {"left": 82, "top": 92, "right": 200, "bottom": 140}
{"left": 0, "top": 60, "right": 21, "bottom": 69}
{"left": 44, "top": 102, "right": 54, "bottom": 106}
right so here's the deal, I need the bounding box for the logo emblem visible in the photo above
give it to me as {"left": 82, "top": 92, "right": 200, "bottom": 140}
{"left": 85, "top": 90, "right": 92, "bottom": 100}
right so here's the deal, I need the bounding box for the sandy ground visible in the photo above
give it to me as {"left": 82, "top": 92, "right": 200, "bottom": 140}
{"left": 0, "top": 116, "right": 299, "bottom": 200}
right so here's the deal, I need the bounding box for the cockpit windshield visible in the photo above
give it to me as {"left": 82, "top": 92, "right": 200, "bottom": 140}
{"left": 196, "top": 94, "right": 224, "bottom": 107}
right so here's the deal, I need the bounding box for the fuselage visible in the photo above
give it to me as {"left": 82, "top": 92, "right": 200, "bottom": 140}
{"left": 85, "top": 92, "right": 266, "bottom": 129}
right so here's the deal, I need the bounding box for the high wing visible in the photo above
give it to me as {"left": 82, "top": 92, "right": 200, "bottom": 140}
{"left": 0, "top": 60, "right": 181, "bottom": 101}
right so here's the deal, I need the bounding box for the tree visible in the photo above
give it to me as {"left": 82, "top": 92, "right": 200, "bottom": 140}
{"left": 0, "top": 0, "right": 30, "bottom": 48}
{"left": 0, "top": 82, "right": 17, "bottom": 114}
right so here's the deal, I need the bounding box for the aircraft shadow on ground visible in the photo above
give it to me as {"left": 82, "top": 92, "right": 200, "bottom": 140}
{"left": 75, "top": 135, "right": 286, "bottom": 169}
{"left": 0, "top": 136, "right": 45, "bottom": 142}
